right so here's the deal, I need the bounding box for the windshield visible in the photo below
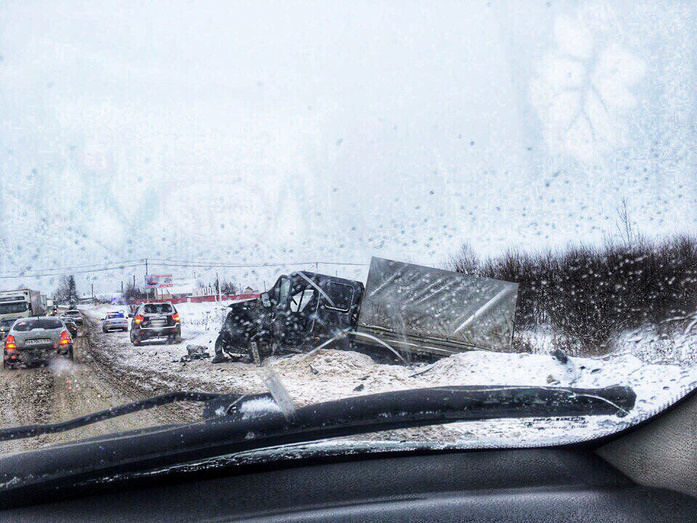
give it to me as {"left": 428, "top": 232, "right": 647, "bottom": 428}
{"left": 0, "top": 1, "right": 695, "bottom": 473}
{"left": 13, "top": 319, "right": 63, "bottom": 332}
{"left": 0, "top": 302, "right": 29, "bottom": 315}
{"left": 143, "top": 304, "right": 174, "bottom": 314}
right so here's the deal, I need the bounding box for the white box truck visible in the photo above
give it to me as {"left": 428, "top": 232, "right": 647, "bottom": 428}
{"left": 0, "top": 289, "right": 45, "bottom": 322}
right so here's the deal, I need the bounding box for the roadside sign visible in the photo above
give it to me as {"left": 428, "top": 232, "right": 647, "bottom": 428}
{"left": 144, "top": 274, "right": 173, "bottom": 288}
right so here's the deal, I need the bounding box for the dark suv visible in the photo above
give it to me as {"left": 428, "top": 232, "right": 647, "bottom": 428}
{"left": 130, "top": 302, "right": 181, "bottom": 345}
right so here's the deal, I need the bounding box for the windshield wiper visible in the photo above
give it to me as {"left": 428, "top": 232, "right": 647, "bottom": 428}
{"left": 0, "top": 385, "right": 635, "bottom": 443}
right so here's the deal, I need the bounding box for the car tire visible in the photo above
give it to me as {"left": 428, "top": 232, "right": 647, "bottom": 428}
{"left": 102, "top": 328, "right": 107, "bottom": 333}
{"left": 67, "top": 347, "right": 74, "bottom": 362}
{"left": 130, "top": 332, "right": 140, "bottom": 346}
{"left": 215, "top": 335, "right": 227, "bottom": 355}
{"left": 175, "top": 334, "right": 182, "bottom": 344}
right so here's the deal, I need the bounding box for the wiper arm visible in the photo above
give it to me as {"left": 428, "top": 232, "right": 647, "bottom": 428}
{"left": 0, "top": 385, "right": 635, "bottom": 443}
{"left": 0, "top": 392, "right": 223, "bottom": 442}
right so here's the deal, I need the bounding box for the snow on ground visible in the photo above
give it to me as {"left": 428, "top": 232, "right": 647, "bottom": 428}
{"left": 82, "top": 303, "right": 697, "bottom": 448}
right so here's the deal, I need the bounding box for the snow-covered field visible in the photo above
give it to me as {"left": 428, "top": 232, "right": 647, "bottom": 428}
{"left": 83, "top": 303, "right": 697, "bottom": 448}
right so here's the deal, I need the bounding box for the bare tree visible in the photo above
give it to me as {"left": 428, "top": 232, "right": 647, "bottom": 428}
{"left": 449, "top": 243, "right": 479, "bottom": 275}
{"left": 54, "top": 275, "right": 79, "bottom": 305}
{"left": 124, "top": 281, "right": 144, "bottom": 301}
{"left": 615, "top": 197, "right": 634, "bottom": 244}
{"left": 220, "top": 280, "right": 238, "bottom": 295}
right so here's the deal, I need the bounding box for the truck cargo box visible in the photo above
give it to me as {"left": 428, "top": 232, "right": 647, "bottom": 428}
{"left": 356, "top": 258, "right": 518, "bottom": 357}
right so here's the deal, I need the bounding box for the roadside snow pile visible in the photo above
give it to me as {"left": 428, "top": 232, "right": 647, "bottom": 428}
{"left": 615, "top": 320, "right": 697, "bottom": 366}
{"left": 421, "top": 351, "right": 582, "bottom": 386}
{"left": 270, "top": 348, "right": 694, "bottom": 412}
{"left": 272, "top": 351, "right": 414, "bottom": 404}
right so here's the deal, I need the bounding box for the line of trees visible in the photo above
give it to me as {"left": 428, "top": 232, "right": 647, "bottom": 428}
{"left": 450, "top": 234, "right": 697, "bottom": 349}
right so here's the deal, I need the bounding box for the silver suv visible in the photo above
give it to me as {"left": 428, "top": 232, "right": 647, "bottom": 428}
{"left": 3, "top": 317, "right": 74, "bottom": 368}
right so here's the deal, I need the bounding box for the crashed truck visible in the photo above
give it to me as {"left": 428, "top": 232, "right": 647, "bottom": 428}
{"left": 213, "top": 257, "right": 519, "bottom": 365}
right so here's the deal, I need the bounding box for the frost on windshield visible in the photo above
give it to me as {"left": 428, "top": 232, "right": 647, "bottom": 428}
{"left": 0, "top": 1, "right": 694, "bottom": 456}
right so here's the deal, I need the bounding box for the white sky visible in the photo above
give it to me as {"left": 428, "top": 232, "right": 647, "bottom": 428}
{"left": 0, "top": 1, "right": 695, "bottom": 293}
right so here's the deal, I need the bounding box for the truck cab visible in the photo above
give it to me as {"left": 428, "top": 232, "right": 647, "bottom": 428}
{"left": 0, "top": 290, "right": 44, "bottom": 322}
{"left": 215, "top": 272, "right": 364, "bottom": 361}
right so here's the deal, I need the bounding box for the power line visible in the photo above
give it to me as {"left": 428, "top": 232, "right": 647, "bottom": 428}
{"left": 148, "top": 259, "right": 368, "bottom": 269}
{"left": 0, "top": 259, "right": 145, "bottom": 278}
{"left": 0, "top": 259, "right": 369, "bottom": 279}
{"left": 0, "top": 262, "right": 144, "bottom": 279}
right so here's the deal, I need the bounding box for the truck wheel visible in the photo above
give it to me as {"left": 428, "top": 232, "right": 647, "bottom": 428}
{"left": 249, "top": 341, "right": 262, "bottom": 366}
{"left": 67, "top": 347, "right": 74, "bottom": 362}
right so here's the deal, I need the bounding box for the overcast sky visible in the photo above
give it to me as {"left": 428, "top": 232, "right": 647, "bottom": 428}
{"left": 0, "top": 1, "right": 695, "bottom": 293}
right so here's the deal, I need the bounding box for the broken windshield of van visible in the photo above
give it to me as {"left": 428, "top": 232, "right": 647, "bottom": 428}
{"left": 358, "top": 257, "right": 518, "bottom": 352}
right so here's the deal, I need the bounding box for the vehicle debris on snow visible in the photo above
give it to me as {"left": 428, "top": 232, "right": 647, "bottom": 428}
{"left": 179, "top": 345, "right": 211, "bottom": 362}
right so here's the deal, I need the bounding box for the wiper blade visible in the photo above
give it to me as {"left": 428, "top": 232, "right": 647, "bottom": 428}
{"left": 0, "top": 385, "right": 635, "bottom": 443}
{"left": 210, "top": 385, "right": 635, "bottom": 428}
{"left": 0, "top": 392, "right": 223, "bottom": 442}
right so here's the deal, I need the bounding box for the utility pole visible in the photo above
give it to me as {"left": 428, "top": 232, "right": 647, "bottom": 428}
{"left": 91, "top": 283, "right": 94, "bottom": 300}
{"left": 121, "top": 281, "right": 124, "bottom": 294}
{"left": 216, "top": 272, "right": 220, "bottom": 302}
{"left": 145, "top": 258, "right": 149, "bottom": 301}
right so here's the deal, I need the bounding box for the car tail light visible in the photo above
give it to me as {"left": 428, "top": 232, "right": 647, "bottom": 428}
{"left": 171, "top": 313, "right": 180, "bottom": 322}
{"left": 5, "top": 335, "right": 16, "bottom": 351}
{"left": 59, "top": 330, "right": 71, "bottom": 345}
{"left": 134, "top": 315, "right": 144, "bottom": 324}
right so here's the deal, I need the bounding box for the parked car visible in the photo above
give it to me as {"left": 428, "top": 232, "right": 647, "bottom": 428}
{"left": 101, "top": 311, "right": 129, "bottom": 333}
{"left": 60, "top": 309, "right": 83, "bottom": 326}
{"left": 130, "top": 302, "right": 181, "bottom": 345}
{"left": 0, "top": 319, "right": 15, "bottom": 341}
{"left": 62, "top": 318, "right": 79, "bottom": 339}
{"left": 3, "top": 317, "right": 73, "bottom": 368}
